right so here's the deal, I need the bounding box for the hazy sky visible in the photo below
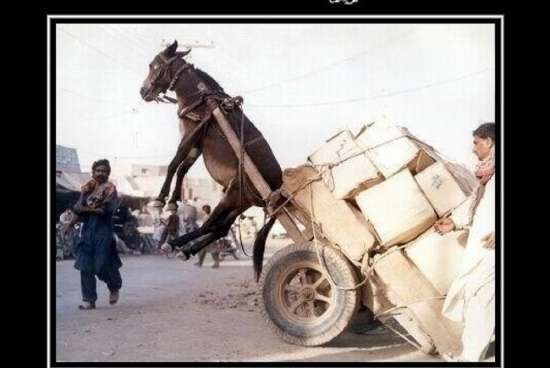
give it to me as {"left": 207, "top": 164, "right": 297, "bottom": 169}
{"left": 56, "top": 22, "right": 495, "bottom": 177}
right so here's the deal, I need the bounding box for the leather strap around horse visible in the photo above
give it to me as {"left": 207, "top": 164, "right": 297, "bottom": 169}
{"left": 177, "top": 89, "right": 230, "bottom": 120}
{"left": 177, "top": 97, "right": 207, "bottom": 119}
{"left": 168, "top": 63, "right": 195, "bottom": 91}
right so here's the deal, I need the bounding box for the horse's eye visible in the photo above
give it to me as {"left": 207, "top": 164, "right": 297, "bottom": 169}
{"left": 153, "top": 64, "right": 159, "bottom": 70}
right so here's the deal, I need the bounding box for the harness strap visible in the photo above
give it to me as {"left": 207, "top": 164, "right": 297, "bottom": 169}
{"left": 168, "top": 63, "right": 194, "bottom": 91}
{"left": 177, "top": 97, "right": 206, "bottom": 119}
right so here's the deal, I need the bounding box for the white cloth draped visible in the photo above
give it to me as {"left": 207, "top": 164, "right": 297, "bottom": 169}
{"left": 442, "top": 176, "right": 495, "bottom": 361}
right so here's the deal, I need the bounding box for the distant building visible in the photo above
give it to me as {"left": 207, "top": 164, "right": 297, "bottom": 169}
{"left": 56, "top": 145, "right": 81, "bottom": 173}
{"left": 107, "top": 163, "right": 221, "bottom": 204}
{"left": 131, "top": 164, "right": 168, "bottom": 178}
{"left": 182, "top": 177, "right": 224, "bottom": 204}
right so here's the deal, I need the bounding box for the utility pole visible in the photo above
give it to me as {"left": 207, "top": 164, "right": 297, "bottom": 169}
{"left": 160, "top": 39, "right": 216, "bottom": 49}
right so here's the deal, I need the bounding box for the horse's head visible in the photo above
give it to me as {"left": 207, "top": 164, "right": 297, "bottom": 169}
{"left": 140, "top": 40, "right": 191, "bottom": 102}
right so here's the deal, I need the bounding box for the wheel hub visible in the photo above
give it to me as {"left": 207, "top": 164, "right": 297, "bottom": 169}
{"left": 301, "top": 287, "right": 315, "bottom": 301}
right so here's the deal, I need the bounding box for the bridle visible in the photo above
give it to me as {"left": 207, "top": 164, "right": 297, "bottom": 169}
{"left": 147, "top": 50, "right": 192, "bottom": 103}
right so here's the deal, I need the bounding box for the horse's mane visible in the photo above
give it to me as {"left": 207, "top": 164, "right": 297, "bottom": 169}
{"left": 194, "top": 68, "right": 224, "bottom": 93}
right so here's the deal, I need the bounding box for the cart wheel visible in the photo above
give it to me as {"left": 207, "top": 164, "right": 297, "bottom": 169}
{"left": 259, "top": 242, "right": 360, "bottom": 346}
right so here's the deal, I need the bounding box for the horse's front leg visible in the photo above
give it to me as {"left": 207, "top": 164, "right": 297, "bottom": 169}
{"left": 150, "top": 122, "right": 206, "bottom": 208}
{"left": 165, "top": 146, "right": 202, "bottom": 211}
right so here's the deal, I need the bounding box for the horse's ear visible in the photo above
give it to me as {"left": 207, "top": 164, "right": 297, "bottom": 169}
{"left": 164, "top": 40, "right": 178, "bottom": 57}
{"left": 176, "top": 48, "right": 192, "bottom": 58}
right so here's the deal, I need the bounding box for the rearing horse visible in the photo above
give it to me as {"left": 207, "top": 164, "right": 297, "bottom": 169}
{"left": 139, "top": 41, "right": 282, "bottom": 279}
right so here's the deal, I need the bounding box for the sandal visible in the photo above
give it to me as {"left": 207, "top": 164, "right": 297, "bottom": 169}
{"left": 109, "top": 290, "right": 119, "bottom": 305}
{"left": 78, "top": 301, "right": 96, "bottom": 310}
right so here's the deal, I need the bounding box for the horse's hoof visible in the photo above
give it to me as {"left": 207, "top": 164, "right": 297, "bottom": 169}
{"left": 165, "top": 203, "right": 178, "bottom": 212}
{"left": 149, "top": 200, "right": 165, "bottom": 208}
{"left": 176, "top": 251, "right": 190, "bottom": 261}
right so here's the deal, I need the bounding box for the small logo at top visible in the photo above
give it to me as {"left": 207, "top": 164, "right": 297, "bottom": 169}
{"left": 329, "top": 0, "right": 359, "bottom": 4}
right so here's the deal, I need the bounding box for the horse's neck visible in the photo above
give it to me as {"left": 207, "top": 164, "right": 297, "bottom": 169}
{"left": 176, "top": 91, "right": 194, "bottom": 109}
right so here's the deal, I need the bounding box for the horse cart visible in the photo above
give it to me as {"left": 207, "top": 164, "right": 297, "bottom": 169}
{"left": 138, "top": 43, "right": 476, "bottom": 359}
{"left": 208, "top": 103, "right": 472, "bottom": 358}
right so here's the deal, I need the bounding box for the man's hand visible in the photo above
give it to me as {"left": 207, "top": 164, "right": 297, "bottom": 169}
{"left": 73, "top": 205, "right": 104, "bottom": 215}
{"left": 434, "top": 217, "right": 455, "bottom": 235}
{"left": 73, "top": 202, "right": 84, "bottom": 214}
{"left": 482, "top": 232, "right": 495, "bottom": 249}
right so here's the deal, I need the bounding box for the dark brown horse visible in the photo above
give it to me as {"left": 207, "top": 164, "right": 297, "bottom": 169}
{"left": 139, "top": 41, "right": 282, "bottom": 279}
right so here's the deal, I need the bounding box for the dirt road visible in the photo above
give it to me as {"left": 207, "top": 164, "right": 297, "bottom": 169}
{"left": 55, "top": 239, "right": 444, "bottom": 363}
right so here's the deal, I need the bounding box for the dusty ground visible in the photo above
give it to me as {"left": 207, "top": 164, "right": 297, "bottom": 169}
{"left": 55, "top": 238, "right": 450, "bottom": 363}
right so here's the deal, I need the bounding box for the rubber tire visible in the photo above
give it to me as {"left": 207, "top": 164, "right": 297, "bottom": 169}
{"left": 259, "top": 242, "right": 360, "bottom": 346}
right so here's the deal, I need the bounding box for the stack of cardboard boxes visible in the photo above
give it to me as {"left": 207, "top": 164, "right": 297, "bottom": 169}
{"left": 282, "top": 118, "right": 477, "bottom": 355}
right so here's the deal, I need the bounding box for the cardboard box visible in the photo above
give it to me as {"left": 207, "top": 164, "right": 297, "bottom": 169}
{"left": 355, "top": 119, "right": 427, "bottom": 178}
{"left": 403, "top": 128, "right": 478, "bottom": 196}
{"left": 282, "top": 165, "right": 376, "bottom": 261}
{"left": 308, "top": 130, "right": 382, "bottom": 199}
{"left": 355, "top": 169, "right": 437, "bottom": 246}
{"left": 414, "top": 161, "right": 468, "bottom": 217}
{"left": 404, "top": 228, "right": 467, "bottom": 295}
{"left": 361, "top": 274, "right": 437, "bottom": 355}
{"left": 373, "top": 248, "right": 463, "bottom": 356}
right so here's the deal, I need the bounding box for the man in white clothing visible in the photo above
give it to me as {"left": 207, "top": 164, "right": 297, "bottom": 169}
{"left": 434, "top": 122, "right": 496, "bottom": 362}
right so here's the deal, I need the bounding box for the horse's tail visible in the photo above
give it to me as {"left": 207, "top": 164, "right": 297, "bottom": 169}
{"left": 253, "top": 216, "right": 277, "bottom": 282}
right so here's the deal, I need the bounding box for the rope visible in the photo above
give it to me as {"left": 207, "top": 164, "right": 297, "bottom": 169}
{"left": 374, "top": 296, "right": 447, "bottom": 320}
{"left": 380, "top": 319, "right": 425, "bottom": 352}
{"left": 307, "top": 183, "right": 369, "bottom": 291}
{"left": 372, "top": 296, "right": 447, "bottom": 352}
{"left": 236, "top": 103, "right": 251, "bottom": 258}
{"left": 309, "top": 134, "right": 409, "bottom": 180}
{"left": 262, "top": 133, "right": 423, "bottom": 291}
{"left": 267, "top": 128, "right": 431, "bottom": 221}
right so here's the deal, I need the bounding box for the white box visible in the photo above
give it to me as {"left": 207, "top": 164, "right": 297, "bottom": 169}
{"left": 354, "top": 119, "right": 421, "bottom": 178}
{"left": 373, "top": 248, "right": 463, "bottom": 356}
{"left": 414, "top": 161, "right": 468, "bottom": 217}
{"left": 282, "top": 165, "right": 376, "bottom": 261}
{"left": 404, "top": 228, "right": 467, "bottom": 295}
{"left": 355, "top": 169, "right": 437, "bottom": 246}
{"left": 308, "top": 130, "right": 381, "bottom": 199}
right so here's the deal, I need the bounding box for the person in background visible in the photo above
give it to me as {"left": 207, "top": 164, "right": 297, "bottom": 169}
{"left": 59, "top": 208, "right": 77, "bottom": 259}
{"left": 179, "top": 199, "right": 199, "bottom": 235}
{"left": 194, "top": 205, "right": 221, "bottom": 268}
{"left": 60, "top": 208, "right": 75, "bottom": 226}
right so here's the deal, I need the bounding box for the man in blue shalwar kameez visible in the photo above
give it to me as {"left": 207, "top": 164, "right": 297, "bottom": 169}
{"left": 72, "top": 159, "right": 123, "bottom": 310}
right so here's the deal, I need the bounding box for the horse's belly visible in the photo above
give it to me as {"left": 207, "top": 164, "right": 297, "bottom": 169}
{"left": 202, "top": 137, "right": 238, "bottom": 188}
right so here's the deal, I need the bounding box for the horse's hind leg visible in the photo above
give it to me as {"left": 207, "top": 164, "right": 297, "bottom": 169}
{"left": 177, "top": 207, "right": 245, "bottom": 259}
{"left": 169, "top": 185, "right": 249, "bottom": 252}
